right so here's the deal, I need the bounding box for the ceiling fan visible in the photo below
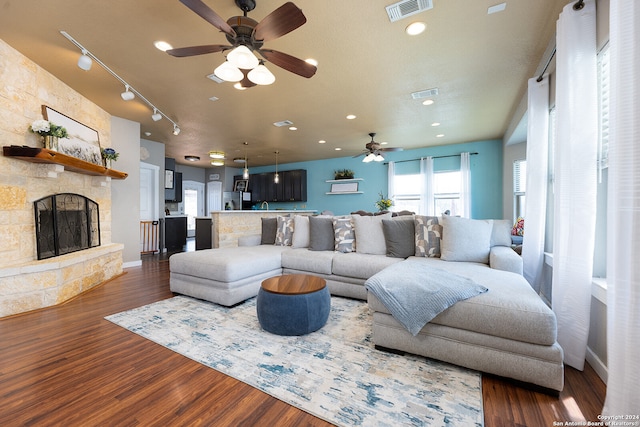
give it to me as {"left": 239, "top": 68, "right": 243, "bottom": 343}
{"left": 167, "top": 0, "right": 317, "bottom": 86}
{"left": 354, "top": 133, "right": 403, "bottom": 163}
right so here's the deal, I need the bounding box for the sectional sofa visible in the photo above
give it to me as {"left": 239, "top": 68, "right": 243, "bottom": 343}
{"left": 169, "top": 213, "right": 564, "bottom": 392}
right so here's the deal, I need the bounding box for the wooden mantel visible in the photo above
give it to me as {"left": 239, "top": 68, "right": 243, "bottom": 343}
{"left": 2, "top": 146, "right": 128, "bottom": 179}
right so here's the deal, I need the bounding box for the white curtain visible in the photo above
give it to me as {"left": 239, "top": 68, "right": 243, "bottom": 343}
{"left": 551, "top": 0, "right": 598, "bottom": 371}
{"left": 460, "top": 152, "right": 471, "bottom": 218}
{"left": 420, "top": 157, "right": 434, "bottom": 215}
{"left": 603, "top": 0, "right": 640, "bottom": 415}
{"left": 387, "top": 161, "right": 396, "bottom": 207}
{"left": 522, "top": 76, "right": 549, "bottom": 292}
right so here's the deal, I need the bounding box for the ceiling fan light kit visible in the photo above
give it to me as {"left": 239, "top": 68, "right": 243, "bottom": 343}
{"left": 214, "top": 60, "right": 244, "bottom": 82}
{"left": 356, "top": 132, "right": 404, "bottom": 163}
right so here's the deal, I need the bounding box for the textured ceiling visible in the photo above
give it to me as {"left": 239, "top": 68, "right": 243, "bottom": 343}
{"left": 0, "top": 0, "right": 566, "bottom": 167}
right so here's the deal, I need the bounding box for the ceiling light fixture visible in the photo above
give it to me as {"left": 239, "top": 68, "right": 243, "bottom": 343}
{"left": 209, "top": 151, "right": 225, "bottom": 159}
{"left": 151, "top": 108, "right": 162, "bottom": 121}
{"left": 305, "top": 58, "right": 318, "bottom": 67}
{"left": 214, "top": 60, "right": 244, "bottom": 82}
{"left": 247, "top": 61, "right": 276, "bottom": 85}
{"left": 172, "top": 124, "right": 181, "bottom": 135}
{"left": 211, "top": 159, "right": 225, "bottom": 166}
{"left": 120, "top": 84, "right": 135, "bottom": 101}
{"left": 318, "top": 140, "right": 326, "bottom": 144}
{"left": 185, "top": 155, "right": 200, "bottom": 162}
{"left": 242, "top": 142, "right": 249, "bottom": 179}
{"left": 227, "top": 45, "right": 259, "bottom": 70}
{"left": 60, "top": 31, "right": 179, "bottom": 134}
{"left": 153, "top": 40, "right": 173, "bottom": 52}
{"left": 77, "top": 49, "right": 92, "bottom": 71}
{"left": 422, "top": 99, "right": 435, "bottom": 106}
{"left": 288, "top": 126, "right": 297, "bottom": 131}
{"left": 274, "top": 151, "right": 280, "bottom": 184}
{"left": 431, "top": 122, "right": 440, "bottom": 127}
{"left": 363, "top": 153, "right": 376, "bottom": 163}
{"left": 406, "top": 22, "right": 426, "bottom": 36}
{"left": 346, "top": 114, "right": 356, "bottom": 120}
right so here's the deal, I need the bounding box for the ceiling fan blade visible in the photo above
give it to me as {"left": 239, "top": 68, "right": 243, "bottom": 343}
{"left": 258, "top": 49, "right": 317, "bottom": 78}
{"left": 352, "top": 152, "right": 367, "bottom": 158}
{"left": 253, "top": 2, "right": 306, "bottom": 42}
{"left": 166, "top": 44, "right": 230, "bottom": 57}
{"left": 180, "top": 0, "right": 236, "bottom": 37}
{"left": 381, "top": 147, "right": 404, "bottom": 152}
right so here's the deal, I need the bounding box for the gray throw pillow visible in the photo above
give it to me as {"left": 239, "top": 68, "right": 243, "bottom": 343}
{"left": 291, "top": 215, "right": 310, "bottom": 248}
{"left": 490, "top": 219, "right": 513, "bottom": 247}
{"left": 352, "top": 213, "right": 392, "bottom": 255}
{"left": 309, "top": 216, "right": 335, "bottom": 251}
{"left": 382, "top": 219, "right": 415, "bottom": 258}
{"left": 414, "top": 215, "right": 442, "bottom": 257}
{"left": 440, "top": 215, "right": 492, "bottom": 263}
{"left": 261, "top": 217, "right": 277, "bottom": 245}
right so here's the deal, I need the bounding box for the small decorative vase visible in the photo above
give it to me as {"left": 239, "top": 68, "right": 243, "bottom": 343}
{"left": 42, "top": 135, "right": 59, "bottom": 151}
{"left": 104, "top": 159, "right": 112, "bottom": 169}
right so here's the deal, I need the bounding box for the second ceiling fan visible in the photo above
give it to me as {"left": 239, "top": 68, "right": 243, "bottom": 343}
{"left": 167, "top": 0, "right": 317, "bottom": 86}
{"left": 354, "top": 133, "right": 403, "bottom": 163}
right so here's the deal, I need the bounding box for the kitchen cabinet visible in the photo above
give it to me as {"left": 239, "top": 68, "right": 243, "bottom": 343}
{"left": 165, "top": 216, "right": 187, "bottom": 250}
{"left": 247, "top": 169, "right": 307, "bottom": 203}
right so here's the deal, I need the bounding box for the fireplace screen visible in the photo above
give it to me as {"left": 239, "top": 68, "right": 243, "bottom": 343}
{"left": 34, "top": 193, "right": 100, "bottom": 260}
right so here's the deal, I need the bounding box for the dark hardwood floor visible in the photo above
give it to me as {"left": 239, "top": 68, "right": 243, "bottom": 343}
{"left": 0, "top": 252, "right": 606, "bottom": 426}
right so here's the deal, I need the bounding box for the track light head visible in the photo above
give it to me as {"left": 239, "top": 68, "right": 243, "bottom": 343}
{"left": 120, "top": 85, "right": 135, "bottom": 101}
{"left": 151, "top": 109, "right": 162, "bottom": 122}
{"left": 173, "top": 125, "right": 181, "bottom": 135}
{"left": 77, "top": 50, "right": 92, "bottom": 71}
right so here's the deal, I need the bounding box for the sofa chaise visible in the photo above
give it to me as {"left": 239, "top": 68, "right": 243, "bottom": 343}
{"left": 169, "top": 213, "right": 564, "bottom": 391}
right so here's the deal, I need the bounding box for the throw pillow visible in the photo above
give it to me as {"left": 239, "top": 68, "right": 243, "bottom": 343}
{"left": 490, "top": 219, "right": 513, "bottom": 247}
{"left": 440, "top": 215, "right": 492, "bottom": 263}
{"left": 291, "top": 215, "right": 310, "bottom": 248}
{"left": 352, "top": 213, "right": 392, "bottom": 255}
{"left": 333, "top": 216, "right": 355, "bottom": 253}
{"left": 414, "top": 215, "right": 442, "bottom": 257}
{"left": 512, "top": 216, "right": 524, "bottom": 236}
{"left": 382, "top": 219, "right": 415, "bottom": 258}
{"left": 260, "top": 217, "right": 277, "bottom": 245}
{"left": 275, "top": 216, "right": 294, "bottom": 246}
{"left": 309, "top": 216, "right": 335, "bottom": 251}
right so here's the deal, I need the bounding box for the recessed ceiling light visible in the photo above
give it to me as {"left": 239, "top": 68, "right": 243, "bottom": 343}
{"left": 488, "top": 3, "right": 507, "bottom": 14}
{"left": 381, "top": 141, "right": 388, "bottom": 145}
{"left": 318, "top": 140, "right": 326, "bottom": 144}
{"left": 436, "top": 134, "right": 445, "bottom": 138}
{"left": 346, "top": 114, "right": 356, "bottom": 120}
{"left": 144, "top": 131, "right": 151, "bottom": 137}
{"left": 289, "top": 126, "right": 297, "bottom": 131}
{"left": 154, "top": 40, "right": 173, "bottom": 52}
{"left": 422, "top": 99, "right": 434, "bottom": 106}
{"left": 405, "top": 22, "right": 426, "bottom": 36}
{"left": 234, "top": 83, "right": 247, "bottom": 90}
{"left": 305, "top": 58, "right": 318, "bottom": 67}
{"left": 209, "top": 96, "right": 219, "bottom": 102}
{"left": 335, "top": 147, "right": 342, "bottom": 151}
{"left": 431, "top": 122, "right": 440, "bottom": 127}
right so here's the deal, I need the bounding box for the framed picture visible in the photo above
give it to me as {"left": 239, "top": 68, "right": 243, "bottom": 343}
{"left": 331, "top": 182, "right": 359, "bottom": 193}
{"left": 165, "top": 170, "right": 174, "bottom": 189}
{"left": 233, "top": 179, "right": 248, "bottom": 192}
{"left": 42, "top": 105, "right": 102, "bottom": 165}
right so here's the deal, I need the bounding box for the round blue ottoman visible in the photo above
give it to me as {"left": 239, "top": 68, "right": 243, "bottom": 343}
{"left": 257, "top": 275, "right": 331, "bottom": 336}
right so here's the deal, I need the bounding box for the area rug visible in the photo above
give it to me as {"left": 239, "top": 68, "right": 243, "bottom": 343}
{"left": 106, "top": 296, "right": 483, "bottom": 426}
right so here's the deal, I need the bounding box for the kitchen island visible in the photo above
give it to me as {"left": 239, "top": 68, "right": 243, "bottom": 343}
{"left": 211, "top": 210, "right": 316, "bottom": 248}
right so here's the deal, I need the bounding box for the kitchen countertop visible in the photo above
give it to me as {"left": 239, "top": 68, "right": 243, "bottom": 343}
{"left": 210, "top": 210, "right": 316, "bottom": 214}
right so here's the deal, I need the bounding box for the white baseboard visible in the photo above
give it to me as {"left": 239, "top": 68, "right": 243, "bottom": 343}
{"left": 123, "top": 260, "right": 143, "bottom": 269}
{"left": 586, "top": 346, "right": 608, "bottom": 384}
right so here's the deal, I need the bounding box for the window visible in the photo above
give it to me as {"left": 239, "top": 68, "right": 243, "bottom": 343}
{"left": 392, "top": 173, "right": 421, "bottom": 213}
{"left": 513, "top": 159, "right": 527, "bottom": 220}
{"left": 433, "top": 171, "right": 461, "bottom": 216}
{"left": 597, "top": 43, "right": 610, "bottom": 177}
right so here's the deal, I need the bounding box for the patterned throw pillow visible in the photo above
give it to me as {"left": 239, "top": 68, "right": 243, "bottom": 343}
{"left": 414, "top": 215, "right": 442, "bottom": 257}
{"left": 275, "top": 216, "right": 294, "bottom": 246}
{"left": 333, "top": 217, "right": 355, "bottom": 253}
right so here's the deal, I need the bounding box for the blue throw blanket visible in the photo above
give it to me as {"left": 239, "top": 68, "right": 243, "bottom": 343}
{"left": 365, "top": 259, "right": 488, "bottom": 336}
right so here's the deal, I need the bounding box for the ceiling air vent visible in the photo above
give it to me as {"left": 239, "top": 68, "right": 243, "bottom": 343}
{"left": 273, "top": 120, "right": 294, "bottom": 127}
{"left": 411, "top": 87, "right": 439, "bottom": 99}
{"left": 386, "top": 0, "right": 433, "bottom": 22}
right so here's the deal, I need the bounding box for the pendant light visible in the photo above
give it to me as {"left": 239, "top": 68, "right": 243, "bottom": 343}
{"left": 274, "top": 151, "right": 280, "bottom": 183}
{"left": 242, "top": 142, "right": 249, "bottom": 179}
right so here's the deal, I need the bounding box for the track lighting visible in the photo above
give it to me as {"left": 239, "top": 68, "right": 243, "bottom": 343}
{"left": 120, "top": 85, "right": 135, "bottom": 101}
{"left": 60, "top": 31, "right": 180, "bottom": 135}
{"left": 77, "top": 49, "right": 92, "bottom": 71}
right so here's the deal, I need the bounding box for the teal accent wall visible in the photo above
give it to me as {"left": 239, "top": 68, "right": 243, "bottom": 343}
{"left": 248, "top": 139, "right": 504, "bottom": 219}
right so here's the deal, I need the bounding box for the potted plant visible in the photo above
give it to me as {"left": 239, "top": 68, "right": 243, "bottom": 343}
{"left": 375, "top": 192, "right": 393, "bottom": 212}
{"left": 101, "top": 147, "right": 119, "bottom": 168}
{"left": 334, "top": 169, "right": 355, "bottom": 180}
{"left": 29, "top": 119, "right": 68, "bottom": 151}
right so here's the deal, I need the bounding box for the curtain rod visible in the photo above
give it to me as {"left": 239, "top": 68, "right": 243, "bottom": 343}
{"left": 535, "top": 0, "right": 583, "bottom": 82}
{"left": 384, "top": 152, "right": 478, "bottom": 165}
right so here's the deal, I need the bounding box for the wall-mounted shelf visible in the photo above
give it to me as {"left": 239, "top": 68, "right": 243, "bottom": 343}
{"left": 326, "top": 191, "right": 364, "bottom": 195}
{"left": 325, "top": 178, "right": 364, "bottom": 183}
{"left": 3, "top": 146, "right": 128, "bottom": 179}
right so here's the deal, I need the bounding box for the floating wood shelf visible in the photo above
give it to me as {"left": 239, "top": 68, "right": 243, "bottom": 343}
{"left": 3, "top": 146, "right": 128, "bottom": 179}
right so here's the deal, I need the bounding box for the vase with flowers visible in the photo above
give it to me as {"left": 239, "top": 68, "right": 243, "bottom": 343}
{"left": 29, "top": 119, "right": 68, "bottom": 151}
{"left": 375, "top": 192, "right": 393, "bottom": 212}
{"left": 101, "top": 148, "right": 119, "bottom": 168}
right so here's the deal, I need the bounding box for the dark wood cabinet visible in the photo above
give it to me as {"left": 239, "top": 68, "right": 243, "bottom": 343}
{"left": 247, "top": 169, "right": 307, "bottom": 203}
{"left": 165, "top": 216, "right": 187, "bottom": 250}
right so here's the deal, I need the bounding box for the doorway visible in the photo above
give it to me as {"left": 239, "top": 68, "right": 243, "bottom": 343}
{"left": 182, "top": 180, "right": 205, "bottom": 238}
